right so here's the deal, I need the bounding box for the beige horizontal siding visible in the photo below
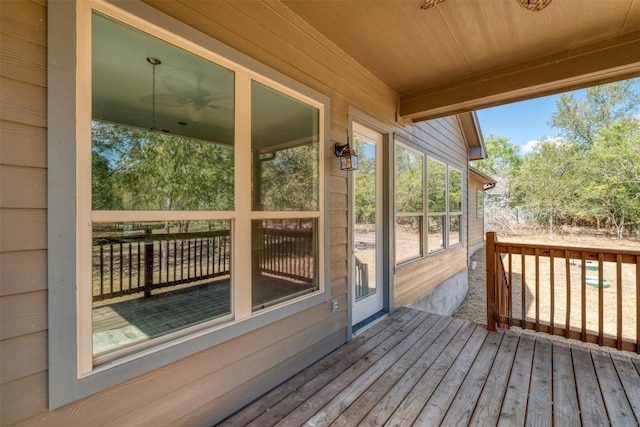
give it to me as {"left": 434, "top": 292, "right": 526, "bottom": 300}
{"left": 394, "top": 246, "right": 468, "bottom": 308}
{"left": 0, "top": 165, "right": 47, "bottom": 209}
{"left": 0, "top": 331, "right": 47, "bottom": 384}
{"left": 469, "top": 177, "right": 485, "bottom": 248}
{"left": 0, "top": 209, "right": 47, "bottom": 252}
{"left": 0, "top": 291, "right": 48, "bottom": 341}
{"left": 0, "top": 250, "right": 47, "bottom": 296}
{"left": 0, "top": 77, "right": 47, "bottom": 127}
{"left": 1, "top": 32, "right": 47, "bottom": 86}
{"left": 0, "top": 122, "right": 47, "bottom": 168}
{"left": 0, "top": 0, "right": 47, "bottom": 47}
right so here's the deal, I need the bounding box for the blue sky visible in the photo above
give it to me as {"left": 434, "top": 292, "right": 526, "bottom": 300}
{"left": 476, "top": 78, "right": 640, "bottom": 155}
{"left": 476, "top": 91, "right": 579, "bottom": 155}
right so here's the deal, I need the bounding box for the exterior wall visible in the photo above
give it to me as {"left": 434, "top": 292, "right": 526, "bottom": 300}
{"left": 0, "top": 1, "right": 473, "bottom": 425}
{"left": 405, "top": 268, "right": 468, "bottom": 316}
{"left": 393, "top": 115, "right": 470, "bottom": 308}
{"left": 469, "top": 173, "right": 486, "bottom": 254}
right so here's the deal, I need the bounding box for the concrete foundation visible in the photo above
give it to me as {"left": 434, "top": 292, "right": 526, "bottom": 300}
{"left": 405, "top": 268, "right": 468, "bottom": 316}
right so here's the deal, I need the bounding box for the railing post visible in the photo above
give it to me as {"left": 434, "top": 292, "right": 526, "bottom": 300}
{"left": 144, "top": 240, "right": 154, "bottom": 298}
{"left": 486, "top": 232, "right": 497, "bottom": 331}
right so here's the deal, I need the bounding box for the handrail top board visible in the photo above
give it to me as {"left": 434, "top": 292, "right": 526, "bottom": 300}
{"left": 494, "top": 241, "right": 639, "bottom": 263}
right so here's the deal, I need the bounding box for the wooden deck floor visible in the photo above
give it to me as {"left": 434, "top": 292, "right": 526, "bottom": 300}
{"left": 219, "top": 307, "right": 640, "bottom": 426}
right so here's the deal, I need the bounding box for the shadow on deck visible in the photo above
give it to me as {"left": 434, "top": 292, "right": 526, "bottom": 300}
{"left": 219, "top": 307, "right": 640, "bottom": 426}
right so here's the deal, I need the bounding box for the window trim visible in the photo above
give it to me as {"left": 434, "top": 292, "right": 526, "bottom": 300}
{"left": 48, "top": 0, "right": 330, "bottom": 409}
{"left": 477, "top": 188, "right": 484, "bottom": 218}
{"left": 448, "top": 166, "right": 463, "bottom": 248}
{"left": 394, "top": 140, "right": 425, "bottom": 265}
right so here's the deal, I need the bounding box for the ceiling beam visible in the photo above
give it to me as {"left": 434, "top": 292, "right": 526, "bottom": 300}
{"left": 400, "top": 30, "right": 640, "bottom": 122}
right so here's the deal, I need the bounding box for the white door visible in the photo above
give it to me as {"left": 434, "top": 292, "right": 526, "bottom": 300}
{"left": 351, "top": 121, "right": 384, "bottom": 326}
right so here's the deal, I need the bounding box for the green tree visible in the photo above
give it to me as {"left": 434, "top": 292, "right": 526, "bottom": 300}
{"left": 355, "top": 136, "right": 376, "bottom": 223}
{"left": 257, "top": 144, "right": 319, "bottom": 211}
{"left": 92, "top": 121, "right": 234, "bottom": 231}
{"left": 472, "top": 135, "right": 522, "bottom": 208}
{"left": 395, "top": 145, "right": 423, "bottom": 212}
{"left": 472, "top": 134, "right": 522, "bottom": 177}
{"left": 549, "top": 80, "right": 640, "bottom": 148}
{"left": 513, "top": 139, "right": 582, "bottom": 234}
{"left": 580, "top": 119, "right": 640, "bottom": 238}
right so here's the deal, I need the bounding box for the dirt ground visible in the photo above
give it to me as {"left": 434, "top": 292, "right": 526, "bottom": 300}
{"left": 453, "top": 233, "right": 640, "bottom": 358}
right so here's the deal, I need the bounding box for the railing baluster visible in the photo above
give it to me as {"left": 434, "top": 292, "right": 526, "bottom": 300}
{"left": 159, "top": 241, "right": 163, "bottom": 285}
{"left": 521, "top": 250, "right": 526, "bottom": 328}
{"left": 181, "top": 241, "right": 184, "bottom": 281}
{"left": 119, "top": 242, "right": 123, "bottom": 294}
{"left": 199, "top": 238, "right": 203, "bottom": 278}
{"left": 128, "top": 242, "right": 132, "bottom": 293}
{"left": 137, "top": 242, "right": 141, "bottom": 291}
{"left": 508, "top": 248, "right": 513, "bottom": 327}
{"left": 581, "top": 252, "right": 587, "bottom": 343}
{"left": 535, "top": 248, "right": 540, "bottom": 332}
{"left": 173, "top": 241, "right": 177, "bottom": 283}
{"left": 617, "top": 253, "right": 623, "bottom": 351}
{"left": 100, "top": 244, "right": 105, "bottom": 300}
{"left": 598, "top": 252, "right": 604, "bottom": 346}
{"left": 110, "top": 244, "right": 114, "bottom": 296}
{"left": 636, "top": 255, "right": 639, "bottom": 354}
{"left": 550, "top": 249, "right": 555, "bottom": 336}
{"left": 486, "top": 232, "right": 497, "bottom": 332}
{"left": 565, "top": 251, "right": 571, "bottom": 339}
{"left": 164, "top": 240, "right": 171, "bottom": 283}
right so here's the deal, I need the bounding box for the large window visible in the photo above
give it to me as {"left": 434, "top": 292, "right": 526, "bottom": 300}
{"left": 394, "top": 142, "right": 424, "bottom": 264}
{"left": 394, "top": 149, "right": 464, "bottom": 264}
{"left": 49, "top": 1, "right": 328, "bottom": 408}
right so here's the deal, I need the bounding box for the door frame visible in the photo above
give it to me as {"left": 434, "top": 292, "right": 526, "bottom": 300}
{"left": 347, "top": 108, "right": 393, "bottom": 339}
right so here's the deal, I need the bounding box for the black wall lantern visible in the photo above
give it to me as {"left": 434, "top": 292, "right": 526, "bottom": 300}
{"left": 335, "top": 135, "right": 358, "bottom": 171}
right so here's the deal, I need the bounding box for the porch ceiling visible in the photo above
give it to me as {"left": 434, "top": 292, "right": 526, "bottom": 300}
{"left": 282, "top": 0, "right": 640, "bottom": 121}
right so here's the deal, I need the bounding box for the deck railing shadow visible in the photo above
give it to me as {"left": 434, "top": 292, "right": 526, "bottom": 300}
{"left": 486, "top": 231, "right": 640, "bottom": 354}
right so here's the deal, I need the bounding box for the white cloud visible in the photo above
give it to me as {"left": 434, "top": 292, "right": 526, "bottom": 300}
{"left": 520, "top": 140, "right": 539, "bottom": 154}
{"left": 520, "top": 136, "right": 566, "bottom": 154}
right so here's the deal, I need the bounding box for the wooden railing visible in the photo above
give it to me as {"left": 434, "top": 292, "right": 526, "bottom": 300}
{"left": 93, "top": 230, "right": 231, "bottom": 302}
{"left": 93, "top": 227, "right": 315, "bottom": 302}
{"left": 486, "top": 231, "right": 640, "bottom": 353}
{"left": 355, "top": 256, "right": 370, "bottom": 300}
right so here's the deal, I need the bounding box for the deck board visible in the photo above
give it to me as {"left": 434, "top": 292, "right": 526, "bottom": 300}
{"left": 440, "top": 330, "right": 504, "bottom": 426}
{"left": 551, "top": 342, "right": 581, "bottom": 426}
{"left": 591, "top": 350, "right": 637, "bottom": 426}
{"left": 573, "top": 346, "right": 610, "bottom": 425}
{"left": 219, "top": 309, "right": 640, "bottom": 426}
{"left": 497, "top": 333, "right": 535, "bottom": 427}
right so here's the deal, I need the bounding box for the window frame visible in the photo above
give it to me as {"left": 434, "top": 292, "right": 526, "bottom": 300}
{"left": 426, "top": 156, "right": 447, "bottom": 254}
{"left": 393, "top": 140, "right": 425, "bottom": 265}
{"left": 48, "top": 0, "right": 330, "bottom": 408}
{"left": 448, "top": 166, "right": 463, "bottom": 248}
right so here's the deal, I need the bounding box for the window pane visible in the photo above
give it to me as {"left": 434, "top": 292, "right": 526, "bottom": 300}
{"left": 252, "top": 219, "right": 318, "bottom": 310}
{"left": 427, "top": 215, "right": 445, "bottom": 253}
{"left": 477, "top": 189, "right": 484, "bottom": 218}
{"left": 92, "top": 121, "right": 234, "bottom": 210}
{"left": 396, "top": 216, "right": 422, "bottom": 263}
{"left": 449, "top": 167, "right": 462, "bottom": 213}
{"left": 92, "top": 220, "right": 231, "bottom": 357}
{"left": 427, "top": 158, "right": 446, "bottom": 212}
{"left": 395, "top": 144, "right": 423, "bottom": 213}
{"left": 449, "top": 214, "right": 462, "bottom": 245}
{"left": 252, "top": 82, "right": 319, "bottom": 211}
{"left": 92, "top": 12, "right": 235, "bottom": 211}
